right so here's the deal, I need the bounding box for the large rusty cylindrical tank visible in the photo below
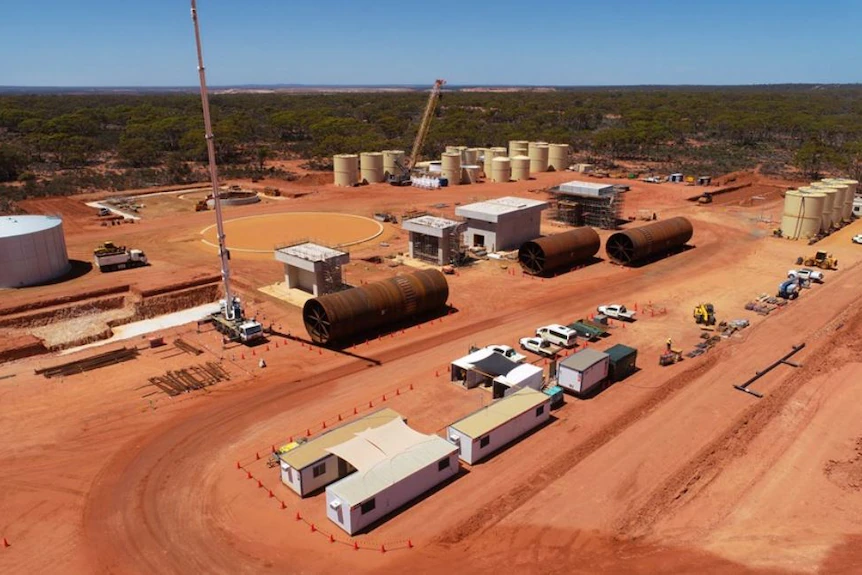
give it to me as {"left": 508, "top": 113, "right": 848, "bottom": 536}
{"left": 518, "top": 228, "right": 600, "bottom": 275}
{"left": 302, "top": 269, "right": 449, "bottom": 345}
{"left": 605, "top": 217, "right": 693, "bottom": 265}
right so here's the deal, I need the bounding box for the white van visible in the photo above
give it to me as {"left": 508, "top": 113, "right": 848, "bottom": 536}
{"left": 535, "top": 324, "right": 578, "bottom": 348}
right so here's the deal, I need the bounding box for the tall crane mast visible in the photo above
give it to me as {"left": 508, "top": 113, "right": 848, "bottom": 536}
{"left": 189, "top": 0, "right": 236, "bottom": 320}
{"left": 406, "top": 79, "right": 446, "bottom": 171}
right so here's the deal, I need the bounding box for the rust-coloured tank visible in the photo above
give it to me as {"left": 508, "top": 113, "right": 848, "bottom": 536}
{"left": 518, "top": 228, "right": 601, "bottom": 275}
{"left": 605, "top": 217, "right": 693, "bottom": 265}
{"left": 302, "top": 269, "right": 449, "bottom": 345}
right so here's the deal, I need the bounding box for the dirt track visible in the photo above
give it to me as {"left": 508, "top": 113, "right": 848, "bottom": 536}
{"left": 2, "top": 171, "right": 862, "bottom": 574}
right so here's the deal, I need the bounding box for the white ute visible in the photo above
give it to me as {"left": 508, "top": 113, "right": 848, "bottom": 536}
{"left": 597, "top": 304, "right": 636, "bottom": 321}
{"left": 487, "top": 345, "right": 526, "bottom": 363}
{"left": 519, "top": 337, "right": 559, "bottom": 357}
{"left": 788, "top": 268, "right": 824, "bottom": 283}
{"left": 852, "top": 234, "right": 862, "bottom": 245}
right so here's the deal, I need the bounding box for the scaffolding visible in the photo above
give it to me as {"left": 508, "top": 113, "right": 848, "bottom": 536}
{"left": 274, "top": 238, "right": 349, "bottom": 294}
{"left": 549, "top": 192, "right": 625, "bottom": 230}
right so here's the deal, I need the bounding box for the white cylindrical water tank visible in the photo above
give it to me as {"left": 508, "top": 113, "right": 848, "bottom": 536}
{"left": 508, "top": 140, "right": 529, "bottom": 158}
{"left": 333, "top": 154, "right": 359, "bottom": 187}
{"left": 485, "top": 147, "right": 507, "bottom": 177}
{"left": 548, "top": 143, "right": 570, "bottom": 171}
{"left": 360, "top": 152, "right": 384, "bottom": 183}
{"left": 441, "top": 152, "right": 462, "bottom": 185}
{"left": 382, "top": 149, "right": 405, "bottom": 180}
{"left": 510, "top": 155, "right": 531, "bottom": 181}
{"left": 0, "top": 215, "right": 71, "bottom": 288}
{"left": 798, "top": 186, "right": 831, "bottom": 233}
{"left": 491, "top": 157, "right": 512, "bottom": 182}
{"left": 528, "top": 142, "right": 550, "bottom": 173}
{"left": 810, "top": 182, "right": 843, "bottom": 228}
{"left": 823, "top": 178, "right": 857, "bottom": 222}
{"left": 781, "top": 190, "right": 822, "bottom": 239}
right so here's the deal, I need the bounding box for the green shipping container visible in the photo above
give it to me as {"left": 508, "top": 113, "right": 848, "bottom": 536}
{"left": 604, "top": 344, "right": 637, "bottom": 382}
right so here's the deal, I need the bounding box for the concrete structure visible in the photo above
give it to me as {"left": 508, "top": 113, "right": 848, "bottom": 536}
{"left": 441, "top": 152, "right": 462, "bottom": 186}
{"left": 278, "top": 408, "right": 402, "bottom": 497}
{"left": 360, "top": 152, "right": 384, "bottom": 183}
{"left": 382, "top": 149, "right": 405, "bottom": 180}
{"left": 447, "top": 387, "right": 550, "bottom": 464}
{"left": 557, "top": 348, "right": 610, "bottom": 397}
{"left": 557, "top": 181, "right": 616, "bottom": 197}
{"left": 781, "top": 189, "right": 824, "bottom": 240}
{"left": 510, "top": 155, "right": 531, "bottom": 181}
{"left": 547, "top": 143, "right": 570, "bottom": 171}
{"left": 455, "top": 196, "right": 547, "bottom": 251}
{"left": 333, "top": 154, "right": 359, "bottom": 187}
{"left": 528, "top": 142, "right": 549, "bottom": 173}
{"left": 450, "top": 347, "right": 520, "bottom": 389}
{"left": 274, "top": 242, "right": 350, "bottom": 296}
{"left": 492, "top": 363, "right": 544, "bottom": 398}
{"left": 490, "top": 156, "right": 512, "bottom": 183}
{"left": 402, "top": 215, "right": 464, "bottom": 265}
{"left": 0, "top": 215, "right": 71, "bottom": 288}
{"left": 325, "top": 419, "right": 458, "bottom": 535}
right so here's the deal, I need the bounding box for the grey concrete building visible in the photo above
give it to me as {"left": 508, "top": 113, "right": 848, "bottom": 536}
{"left": 402, "top": 215, "right": 464, "bottom": 265}
{"left": 274, "top": 242, "right": 350, "bottom": 296}
{"left": 455, "top": 196, "right": 548, "bottom": 252}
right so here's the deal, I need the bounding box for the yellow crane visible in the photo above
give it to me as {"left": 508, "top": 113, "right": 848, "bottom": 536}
{"left": 389, "top": 78, "right": 446, "bottom": 185}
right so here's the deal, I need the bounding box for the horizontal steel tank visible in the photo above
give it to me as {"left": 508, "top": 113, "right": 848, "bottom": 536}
{"left": 518, "top": 227, "right": 601, "bottom": 275}
{"left": 333, "top": 154, "right": 359, "bottom": 187}
{"left": 605, "top": 217, "right": 694, "bottom": 265}
{"left": 302, "top": 269, "right": 449, "bottom": 345}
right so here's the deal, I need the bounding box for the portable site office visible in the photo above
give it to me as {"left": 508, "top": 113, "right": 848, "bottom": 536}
{"left": 447, "top": 387, "right": 551, "bottom": 465}
{"left": 278, "top": 408, "right": 402, "bottom": 497}
{"left": 604, "top": 343, "right": 638, "bottom": 382}
{"left": 557, "top": 348, "right": 610, "bottom": 397}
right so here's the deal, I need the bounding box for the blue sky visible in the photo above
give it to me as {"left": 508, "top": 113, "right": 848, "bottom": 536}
{"left": 1, "top": 0, "right": 860, "bottom": 86}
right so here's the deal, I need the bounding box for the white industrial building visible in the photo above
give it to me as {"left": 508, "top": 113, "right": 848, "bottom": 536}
{"left": 450, "top": 347, "right": 521, "bottom": 389}
{"left": 325, "top": 418, "right": 458, "bottom": 535}
{"left": 557, "top": 348, "right": 610, "bottom": 397}
{"left": 556, "top": 181, "right": 616, "bottom": 197}
{"left": 402, "top": 215, "right": 464, "bottom": 266}
{"left": 278, "top": 408, "right": 402, "bottom": 497}
{"left": 447, "top": 387, "right": 550, "bottom": 465}
{"left": 273, "top": 241, "right": 350, "bottom": 296}
{"left": 455, "top": 196, "right": 548, "bottom": 251}
{"left": 0, "top": 215, "right": 71, "bottom": 288}
{"left": 492, "top": 363, "right": 544, "bottom": 398}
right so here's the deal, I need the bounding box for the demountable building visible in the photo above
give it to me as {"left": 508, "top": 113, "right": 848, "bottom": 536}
{"left": 492, "top": 363, "right": 544, "bottom": 398}
{"left": 278, "top": 408, "right": 402, "bottom": 497}
{"left": 604, "top": 344, "right": 637, "bottom": 382}
{"left": 325, "top": 419, "right": 458, "bottom": 535}
{"left": 557, "top": 348, "right": 609, "bottom": 397}
{"left": 447, "top": 387, "right": 550, "bottom": 464}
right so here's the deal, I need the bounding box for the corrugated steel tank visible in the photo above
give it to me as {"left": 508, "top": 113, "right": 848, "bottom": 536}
{"left": 605, "top": 217, "right": 693, "bottom": 265}
{"left": 518, "top": 227, "right": 601, "bottom": 275}
{"left": 441, "top": 152, "right": 462, "bottom": 185}
{"left": 302, "top": 269, "right": 450, "bottom": 345}
{"left": 0, "top": 215, "right": 71, "bottom": 288}
{"left": 510, "top": 155, "right": 531, "bottom": 181}
{"left": 333, "top": 154, "right": 359, "bottom": 187}
{"left": 360, "top": 152, "right": 384, "bottom": 183}
{"left": 547, "top": 143, "right": 570, "bottom": 171}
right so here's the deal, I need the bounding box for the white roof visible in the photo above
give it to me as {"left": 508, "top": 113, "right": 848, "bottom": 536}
{"left": 276, "top": 242, "right": 346, "bottom": 262}
{"left": 404, "top": 215, "right": 460, "bottom": 229}
{"left": 456, "top": 196, "right": 548, "bottom": 223}
{"left": 501, "top": 363, "right": 543, "bottom": 385}
{"left": 0, "top": 215, "right": 64, "bottom": 238}
{"left": 326, "top": 419, "right": 457, "bottom": 506}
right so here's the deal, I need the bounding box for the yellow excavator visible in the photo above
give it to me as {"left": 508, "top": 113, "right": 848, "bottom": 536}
{"left": 693, "top": 303, "right": 716, "bottom": 326}
{"left": 796, "top": 250, "right": 838, "bottom": 270}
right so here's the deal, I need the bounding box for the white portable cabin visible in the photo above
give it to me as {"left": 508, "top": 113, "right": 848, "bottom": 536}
{"left": 325, "top": 419, "right": 458, "bottom": 535}
{"left": 557, "top": 348, "right": 609, "bottom": 397}
{"left": 447, "top": 387, "right": 550, "bottom": 465}
{"left": 492, "top": 363, "right": 544, "bottom": 398}
{"left": 278, "top": 408, "right": 402, "bottom": 497}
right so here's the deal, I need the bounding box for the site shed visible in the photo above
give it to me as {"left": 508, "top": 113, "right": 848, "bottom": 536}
{"left": 451, "top": 348, "right": 520, "bottom": 389}
{"left": 325, "top": 419, "right": 458, "bottom": 535}
{"left": 604, "top": 344, "right": 637, "bottom": 382}
{"left": 492, "top": 363, "right": 544, "bottom": 398}
{"left": 557, "top": 348, "right": 609, "bottom": 396}
{"left": 447, "top": 387, "right": 550, "bottom": 464}
{"left": 278, "top": 408, "right": 402, "bottom": 497}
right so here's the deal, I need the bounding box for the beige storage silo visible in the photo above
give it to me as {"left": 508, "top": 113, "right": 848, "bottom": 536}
{"left": 382, "top": 149, "right": 406, "bottom": 180}
{"left": 485, "top": 147, "right": 507, "bottom": 177}
{"left": 333, "top": 154, "right": 359, "bottom": 187}
{"left": 511, "top": 155, "right": 531, "bottom": 181}
{"left": 360, "top": 152, "right": 384, "bottom": 183}
{"left": 455, "top": 146, "right": 469, "bottom": 163}
{"left": 508, "top": 140, "right": 529, "bottom": 158}
{"left": 491, "top": 157, "right": 512, "bottom": 182}
{"left": 445, "top": 146, "right": 460, "bottom": 155}
{"left": 810, "top": 182, "right": 843, "bottom": 228}
{"left": 461, "top": 165, "right": 482, "bottom": 184}
{"left": 528, "top": 142, "right": 550, "bottom": 173}
{"left": 824, "top": 178, "right": 857, "bottom": 222}
{"left": 464, "top": 148, "right": 480, "bottom": 165}
{"left": 801, "top": 185, "right": 835, "bottom": 231}
{"left": 441, "top": 152, "right": 462, "bottom": 185}
{"left": 479, "top": 148, "right": 492, "bottom": 176}
{"left": 548, "top": 143, "right": 570, "bottom": 171}
{"left": 781, "top": 189, "right": 822, "bottom": 239}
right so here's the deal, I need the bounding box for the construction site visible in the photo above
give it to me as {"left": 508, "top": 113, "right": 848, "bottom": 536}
{"left": 3, "top": 8, "right": 862, "bottom": 575}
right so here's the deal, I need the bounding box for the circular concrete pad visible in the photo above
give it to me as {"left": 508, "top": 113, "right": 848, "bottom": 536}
{"left": 200, "top": 212, "right": 383, "bottom": 255}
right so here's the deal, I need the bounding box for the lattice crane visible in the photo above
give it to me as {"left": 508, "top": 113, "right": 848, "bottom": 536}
{"left": 407, "top": 79, "right": 446, "bottom": 170}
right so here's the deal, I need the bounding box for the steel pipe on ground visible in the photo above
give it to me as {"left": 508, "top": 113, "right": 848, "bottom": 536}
{"left": 518, "top": 228, "right": 601, "bottom": 275}
{"left": 605, "top": 217, "right": 693, "bottom": 265}
{"left": 302, "top": 269, "right": 449, "bottom": 345}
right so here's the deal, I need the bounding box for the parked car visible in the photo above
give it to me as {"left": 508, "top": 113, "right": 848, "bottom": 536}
{"left": 597, "top": 304, "right": 636, "bottom": 321}
{"left": 519, "top": 337, "right": 560, "bottom": 357}
{"left": 535, "top": 324, "right": 578, "bottom": 348}
{"left": 486, "top": 344, "right": 526, "bottom": 363}
{"left": 852, "top": 234, "right": 862, "bottom": 244}
{"left": 788, "top": 268, "right": 824, "bottom": 283}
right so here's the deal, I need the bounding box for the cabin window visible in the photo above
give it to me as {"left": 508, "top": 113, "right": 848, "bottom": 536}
{"left": 360, "top": 498, "right": 376, "bottom": 515}
{"left": 312, "top": 462, "right": 326, "bottom": 478}
{"left": 480, "top": 436, "right": 490, "bottom": 448}
{"left": 438, "top": 457, "right": 450, "bottom": 471}
{"left": 536, "top": 405, "right": 545, "bottom": 417}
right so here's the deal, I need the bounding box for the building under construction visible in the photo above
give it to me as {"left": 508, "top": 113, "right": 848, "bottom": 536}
{"left": 548, "top": 181, "right": 625, "bottom": 230}
{"left": 402, "top": 215, "right": 466, "bottom": 266}
{"left": 274, "top": 241, "right": 350, "bottom": 296}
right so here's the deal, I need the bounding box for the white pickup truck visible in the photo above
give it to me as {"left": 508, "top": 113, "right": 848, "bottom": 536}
{"left": 519, "top": 337, "right": 561, "bottom": 358}
{"left": 597, "top": 304, "right": 636, "bottom": 321}
{"left": 788, "top": 268, "right": 824, "bottom": 283}
{"left": 487, "top": 344, "right": 526, "bottom": 363}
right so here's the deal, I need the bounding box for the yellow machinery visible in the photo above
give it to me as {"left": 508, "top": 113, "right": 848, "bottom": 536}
{"left": 389, "top": 78, "right": 446, "bottom": 185}
{"left": 94, "top": 241, "right": 123, "bottom": 255}
{"left": 693, "top": 303, "right": 716, "bottom": 326}
{"left": 796, "top": 250, "right": 838, "bottom": 270}
{"left": 659, "top": 348, "right": 683, "bottom": 366}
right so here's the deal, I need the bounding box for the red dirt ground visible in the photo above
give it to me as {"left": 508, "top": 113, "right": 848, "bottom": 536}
{"left": 2, "top": 168, "right": 862, "bottom": 574}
